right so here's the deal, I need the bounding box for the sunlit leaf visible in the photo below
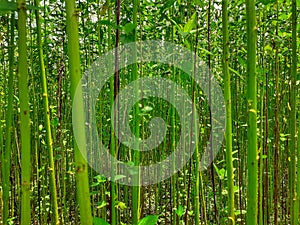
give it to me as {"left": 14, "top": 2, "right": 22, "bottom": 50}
{"left": 138, "top": 215, "right": 159, "bottom": 225}
{"left": 175, "top": 205, "right": 185, "bottom": 218}
{"left": 96, "top": 201, "right": 107, "bottom": 209}
{"left": 183, "top": 12, "right": 197, "bottom": 33}
{"left": 93, "top": 217, "right": 110, "bottom": 225}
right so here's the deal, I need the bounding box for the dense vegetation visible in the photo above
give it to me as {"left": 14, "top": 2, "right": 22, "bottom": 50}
{"left": 0, "top": 0, "right": 299, "bottom": 224}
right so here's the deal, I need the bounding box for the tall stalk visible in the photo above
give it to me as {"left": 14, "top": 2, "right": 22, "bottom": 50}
{"left": 65, "top": 1, "right": 93, "bottom": 224}
{"left": 259, "top": 9, "right": 266, "bottom": 225}
{"left": 193, "top": 14, "right": 201, "bottom": 224}
{"left": 109, "top": 0, "right": 117, "bottom": 223}
{"left": 34, "top": 0, "right": 59, "bottom": 223}
{"left": 170, "top": 16, "right": 177, "bottom": 225}
{"left": 293, "top": 107, "right": 300, "bottom": 225}
{"left": 17, "top": 0, "right": 31, "bottom": 224}
{"left": 222, "top": 0, "right": 235, "bottom": 223}
{"left": 273, "top": 1, "right": 280, "bottom": 224}
{"left": 296, "top": 114, "right": 300, "bottom": 225}
{"left": 2, "top": 12, "right": 15, "bottom": 225}
{"left": 110, "top": 0, "right": 120, "bottom": 224}
{"left": 207, "top": 0, "right": 218, "bottom": 221}
{"left": 0, "top": 177, "right": 2, "bottom": 223}
{"left": 263, "top": 23, "right": 269, "bottom": 225}
{"left": 291, "top": 0, "right": 298, "bottom": 222}
{"left": 246, "top": 0, "right": 258, "bottom": 223}
{"left": 132, "top": 0, "right": 141, "bottom": 224}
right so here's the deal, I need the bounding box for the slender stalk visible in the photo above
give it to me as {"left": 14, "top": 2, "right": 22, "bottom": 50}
{"left": 263, "top": 30, "right": 269, "bottom": 225}
{"left": 170, "top": 21, "right": 177, "bottom": 225}
{"left": 292, "top": 0, "right": 298, "bottom": 222}
{"left": 207, "top": 0, "right": 218, "bottom": 221}
{"left": 17, "top": 0, "right": 31, "bottom": 224}
{"left": 193, "top": 14, "right": 201, "bottom": 224}
{"left": 2, "top": 12, "right": 15, "bottom": 225}
{"left": 65, "top": 1, "right": 93, "bottom": 224}
{"left": 222, "top": 0, "right": 235, "bottom": 223}
{"left": 259, "top": 9, "right": 266, "bottom": 225}
{"left": 273, "top": 1, "right": 280, "bottom": 223}
{"left": 34, "top": 0, "right": 59, "bottom": 223}
{"left": 109, "top": 0, "right": 117, "bottom": 224}
{"left": 110, "top": 0, "right": 120, "bottom": 223}
{"left": 0, "top": 184, "right": 2, "bottom": 224}
{"left": 132, "top": 0, "right": 140, "bottom": 224}
{"left": 0, "top": 80, "right": 3, "bottom": 223}
{"left": 246, "top": 0, "right": 258, "bottom": 223}
{"left": 296, "top": 118, "right": 300, "bottom": 225}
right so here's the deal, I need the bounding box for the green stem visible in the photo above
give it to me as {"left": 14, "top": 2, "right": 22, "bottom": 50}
{"left": 222, "top": 0, "right": 235, "bottom": 223}
{"left": 246, "top": 0, "right": 258, "bottom": 223}
{"left": 132, "top": 0, "right": 140, "bottom": 224}
{"left": 17, "top": 0, "right": 31, "bottom": 224}
{"left": 292, "top": 0, "right": 298, "bottom": 222}
{"left": 109, "top": 0, "right": 117, "bottom": 223}
{"left": 34, "top": 0, "right": 59, "bottom": 223}
{"left": 2, "top": 12, "right": 15, "bottom": 225}
{"left": 65, "top": 0, "right": 93, "bottom": 224}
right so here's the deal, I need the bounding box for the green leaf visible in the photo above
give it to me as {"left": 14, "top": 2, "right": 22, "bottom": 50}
{"left": 234, "top": 185, "right": 239, "bottom": 193}
{"left": 26, "top": 4, "right": 40, "bottom": 11}
{"left": 234, "top": 209, "right": 247, "bottom": 215}
{"left": 116, "top": 201, "right": 127, "bottom": 210}
{"left": 142, "top": 106, "right": 153, "bottom": 112}
{"left": 93, "top": 217, "right": 110, "bottom": 225}
{"left": 125, "top": 161, "right": 139, "bottom": 175}
{"left": 98, "top": 20, "right": 113, "bottom": 26}
{"left": 120, "top": 33, "right": 135, "bottom": 44}
{"left": 160, "top": 0, "right": 176, "bottom": 13}
{"left": 98, "top": 20, "right": 122, "bottom": 29}
{"left": 228, "top": 67, "right": 245, "bottom": 81}
{"left": 138, "top": 215, "right": 159, "bottom": 225}
{"left": 123, "top": 22, "right": 136, "bottom": 35}
{"left": 166, "top": 15, "right": 181, "bottom": 31}
{"left": 175, "top": 205, "right": 185, "bottom": 218}
{"left": 90, "top": 191, "right": 99, "bottom": 196}
{"left": 0, "top": 1, "right": 17, "bottom": 13}
{"left": 55, "top": 154, "right": 62, "bottom": 160}
{"left": 193, "top": 0, "right": 204, "bottom": 6}
{"left": 94, "top": 175, "right": 106, "bottom": 183}
{"left": 222, "top": 189, "right": 228, "bottom": 195}
{"left": 213, "top": 163, "right": 225, "bottom": 180}
{"left": 280, "top": 133, "right": 289, "bottom": 141}
{"left": 237, "top": 56, "right": 246, "bottom": 67}
{"left": 0, "top": 1, "right": 40, "bottom": 13}
{"left": 259, "top": 0, "right": 276, "bottom": 5}
{"left": 51, "top": 117, "right": 59, "bottom": 127}
{"left": 96, "top": 201, "right": 107, "bottom": 209}
{"left": 183, "top": 12, "right": 197, "bottom": 33}
{"left": 199, "top": 47, "right": 214, "bottom": 56}
{"left": 113, "top": 174, "right": 126, "bottom": 182}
